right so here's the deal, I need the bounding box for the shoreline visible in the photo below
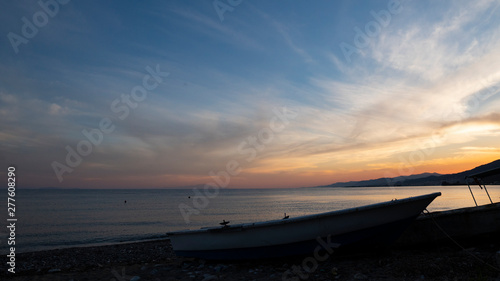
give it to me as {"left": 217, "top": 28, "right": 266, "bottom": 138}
{"left": 3, "top": 238, "right": 500, "bottom": 281}
{"left": 2, "top": 239, "right": 174, "bottom": 275}
{"left": 13, "top": 236, "right": 172, "bottom": 255}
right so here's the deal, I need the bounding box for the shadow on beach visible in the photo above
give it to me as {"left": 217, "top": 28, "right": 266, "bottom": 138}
{"left": 3, "top": 237, "right": 500, "bottom": 281}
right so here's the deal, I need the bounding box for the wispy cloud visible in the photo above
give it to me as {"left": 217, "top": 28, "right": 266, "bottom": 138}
{"left": 2, "top": 1, "right": 500, "bottom": 188}
{"left": 370, "top": 0, "right": 500, "bottom": 80}
{"left": 273, "top": 22, "right": 314, "bottom": 63}
{"left": 312, "top": 0, "right": 500, "bottom": 146}
{"left": 170, "top": 7, "right": 264, "bottom": 51}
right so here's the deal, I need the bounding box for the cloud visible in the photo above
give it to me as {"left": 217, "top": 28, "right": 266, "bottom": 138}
{"left": 48, "top": 103, "right": 71, "bottom": 116}
{"left": 461, "top": 146, "right": 500, "bottom": 152}
{"left": 370, "top": 0, "right": 500, "bottom": 81}
{"left": 272, "top": 21, "right": 314, "bottom": 63}
{"left": 170, "top": 7, "right": 264, "bottom": 51}
{"left": 2, "top": 1, "right": 500, "bottom": 188}
{"left": 310, "top": 0, "right": 500, "bottom": 151}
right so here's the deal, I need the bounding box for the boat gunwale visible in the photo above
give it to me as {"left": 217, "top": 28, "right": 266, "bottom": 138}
{"left": 167, "top": 192, "right": 441, "bottom": 236}
{"left": 417, "top": 201, "right": 500, "bottom": 219}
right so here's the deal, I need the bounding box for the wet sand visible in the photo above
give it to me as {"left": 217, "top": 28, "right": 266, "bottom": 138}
{"left": 2, "top": 239, "right": 500, "bottom": 281}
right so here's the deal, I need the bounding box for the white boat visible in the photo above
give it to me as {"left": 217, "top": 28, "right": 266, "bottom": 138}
{"left": 167, "top": 192, "right": 441, "bottom": 260}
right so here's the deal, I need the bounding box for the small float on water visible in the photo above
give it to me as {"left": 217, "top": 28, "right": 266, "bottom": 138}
{"left": 167, "top": 192, "right": 441, "bottom": 260}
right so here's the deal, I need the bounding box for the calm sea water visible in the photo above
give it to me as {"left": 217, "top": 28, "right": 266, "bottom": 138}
{"left": 1, "top": 186, "right": 499, "bottom": 253}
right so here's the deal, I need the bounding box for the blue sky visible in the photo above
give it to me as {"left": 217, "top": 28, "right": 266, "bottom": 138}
{"left": 1, "top": 0, "right": 500, "bottom": 188}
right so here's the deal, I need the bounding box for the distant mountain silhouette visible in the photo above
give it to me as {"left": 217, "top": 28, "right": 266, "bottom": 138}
{"left": 322, "top": 159, "right": 500, "bottom": 187}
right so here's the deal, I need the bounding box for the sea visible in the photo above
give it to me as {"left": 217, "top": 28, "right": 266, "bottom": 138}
{"left": 2, "top": 186, "right": 499, "bottom": 254}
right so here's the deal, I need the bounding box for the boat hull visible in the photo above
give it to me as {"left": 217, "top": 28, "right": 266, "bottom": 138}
{"left": 167, "top": 192, "right": 441, "bottom": 260}
{"left": 397, "top": 202, "right": 500, "bottom": 247}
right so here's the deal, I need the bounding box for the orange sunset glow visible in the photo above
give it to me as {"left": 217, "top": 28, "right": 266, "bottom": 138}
{"left": 1, "top": 1, "right": 500, "bottom": 189}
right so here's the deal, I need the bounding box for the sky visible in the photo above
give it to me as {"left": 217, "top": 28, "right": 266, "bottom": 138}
{"left": 1, "top": 0, "right": 500, "bottom": 189}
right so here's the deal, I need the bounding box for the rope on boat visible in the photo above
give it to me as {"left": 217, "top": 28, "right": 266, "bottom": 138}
{"left": 422, "top": 209, "right": 500, "bottom": 272}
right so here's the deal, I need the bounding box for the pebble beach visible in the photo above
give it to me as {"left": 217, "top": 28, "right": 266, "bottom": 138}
{"left": 3, "top": 238, "right": 500, "bottom": 281}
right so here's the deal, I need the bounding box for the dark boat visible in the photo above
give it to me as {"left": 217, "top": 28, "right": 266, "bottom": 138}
{"left": 398, "top": 168, "right": 500, "bottom": 246}
{"left": 167, "top": 192, "right": 441, "bottom": 260}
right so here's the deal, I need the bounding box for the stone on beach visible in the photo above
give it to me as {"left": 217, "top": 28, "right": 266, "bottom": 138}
{"left": 47, "top": 269, "right": 61, "bottom": 273}
{"left": 353, "top": 272, "right": 368, "bottom": 279}
{"left": 201, "top": 273, "right": 218, "bottom": 281}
